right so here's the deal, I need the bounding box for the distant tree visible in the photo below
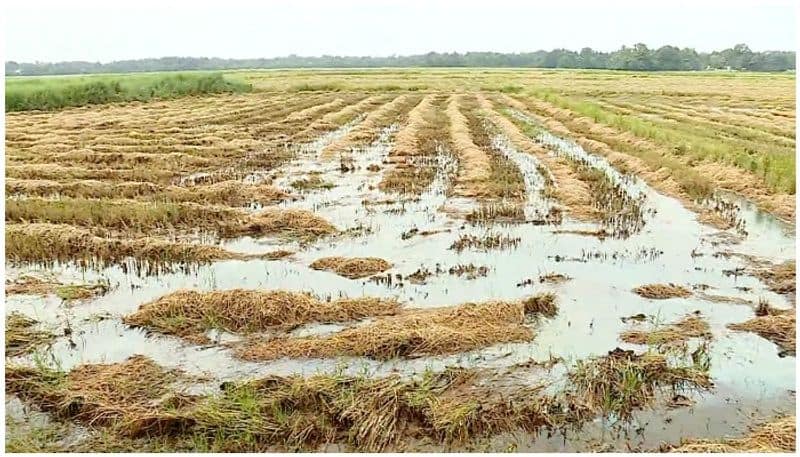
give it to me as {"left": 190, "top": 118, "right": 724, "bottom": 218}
{"left": 5, "top": 61, "right": 20, "bottom": 74}
{"left": 6, "top": 44, "right": 794, "bottom": 75}
{"left": 654, "top": 46, "right": 682, "bottom": 70}
{"left": 731, "top": 43, "right": 755, "bottom": 69}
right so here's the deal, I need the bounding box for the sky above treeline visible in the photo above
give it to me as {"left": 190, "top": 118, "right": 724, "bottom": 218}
{"left": 4, "top": 0, "right": 796, "bottom": 63}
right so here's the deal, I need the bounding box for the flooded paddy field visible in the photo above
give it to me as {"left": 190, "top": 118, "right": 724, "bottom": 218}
{"left": 4, "top": 70, "right": 796, "bottom": 452}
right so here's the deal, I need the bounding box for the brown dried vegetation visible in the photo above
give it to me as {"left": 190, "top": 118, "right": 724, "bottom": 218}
{"left": 728, "top": 305, "right": 795, "bottom": 356}
{"left": 309, "top": 256, "right": 392, "bottom": 279}
{"left": 621, "top": 314, "right": 712, "bottom": 348}
{"left": 6, "top": 345, "right": 712, "bottom": 452}
{"left": 6, "top": 313, "right": 56, "bottom": 357}
{"left": 238, "top": 296, "right": 556, "bottom": 361}
{"left": 5, "top": 223, "right": 255, "bottom": 274}
{"left": 379, "top": 95, "right": 450, "bottom": 194}
{"left": 633, "top": 283, "right": 692, "bottom": 299}
{"left": 124, "top": 289, "right": 401, "bottom": 342}
{"left": 752, "top": 260, "right": 796, "bottom": 297}
{"left": 669, "top": 415, "right": 795, "bottom": 452}
{"left": 5, "top": 356, "right": 196, "bottom": 438}
{"left": 6, "top": 179, "right": 288, "bottom": 206}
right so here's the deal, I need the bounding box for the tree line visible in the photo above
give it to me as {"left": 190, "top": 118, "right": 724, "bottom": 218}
{"left": 6, "top": 44, "right": 795, "bottom": 76}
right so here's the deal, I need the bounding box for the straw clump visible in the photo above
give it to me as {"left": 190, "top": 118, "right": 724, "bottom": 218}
{"left": 6, "top": 275, "right": 62, "bottom": 296}
{"left": 5, "top": 313, "right": 56, "bottom": 357}
{"left": 633, "top": 283, "right": 692, "bottom": 299}
{"left": 621, "top": 314, "right": 712, "bottom": 347}
{"left": 753, "top": 260, "right": 795, "bottom": 296}
{"left": 669, "top": 416, "right": 795, "bottom": 452}
{"left": 728, "top": 305, "right": 795, "bottom": 356}
{"left": 240, "top": 208, "right": 337, "bottom": 240}
{"left": 124, "top": 289, "right": 401, "bottom": 341}
{"left": 522, "top": 293, "right": 558, "bottom": 317}
{"left": 289, "top": 174, "right": 334, "bottom": 191}
{"left": 238, "top": 296, "right": 556, "bottom": 361}
{"left": 5, "top": 356, "right": 195, "bottom": 438}
{"left": 309, "top": 256, "right": 392, "bottom": 279}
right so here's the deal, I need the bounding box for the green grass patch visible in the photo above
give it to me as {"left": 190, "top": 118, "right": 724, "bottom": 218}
{"left": 6, "top": 72, "right": 251, "bottom": 112}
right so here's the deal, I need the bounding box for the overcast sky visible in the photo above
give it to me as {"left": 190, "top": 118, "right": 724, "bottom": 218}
{"left": 4, "top": 0, "right": 797, "bottom": 63}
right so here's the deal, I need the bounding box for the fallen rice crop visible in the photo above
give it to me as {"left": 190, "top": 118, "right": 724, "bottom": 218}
{"left": 321, "top": 94, "right": 420, "bottom": 156}
{"left": 4, "top": 223, "right": 283, "bottom": 275}
{"left": 5, "top": 274, "right": 109, "bottom": 301}
{"left": 7, "top": 198, "right": 336, "bottom": 240}
{"left": 5, "top": 197, "right": 241, "bottom": 233}
{"left": 727, "top": 305, "right": 795, "bottom": 356}
{"left": 195, "top": 349, "right": 709, "bottom": 450}
{"left": 446, "top": 96, "right": 492, "bottom": 196}
{"left": 124, "top": 289, "right": 401, "bottom": 342}
{"left": 4, "top": 70, "right": 795, "bottom": 452}
{"left": 448, "top": 263, "right": 490, "bottom": 279}
{"left": 5, "top": 356, "right": 195, "bottom": 437}
{"left": 309, "top": 256, "right": 392, "bottom": 279}
{"left": 449, "top": 232, "right": 521, "bottom": 252}
{"left": 6, "top": 344, "right": 712, "bottom": 452}
{"left": 5, "top": 313, "right": 56, "bottom": 357}
{"left": 6, "top": 274, "right": 62, "bottom": 296}
{"left": 633, "top": 283, "right": 692, "bottom": 299}
{"left": 487, "top": 98, "right": 603, "bottom": 221}
{"left": 5, "top": 164, "right": 179, "bottom": 184}
{"left": 6, "top": 179, "right": 288, "bottom": 206}
{"left": 237, "top": 296, "right": 555, "bottom": 361}
{"left": 566, "top": 161, "right": 646, "bottom": 238}
{"left": 568, "top": 347, "right": 712, "bottom": 419}
{"left": 461, "top": 98, "right": 527, "bottom": 202}
{"left": 751, "top": 260, "right": 796, "bottom": 297}
{"left": 620, "top": 314, "right": 712, "bottom": 348}
{"left": 668, "top": 415, "right": 795, "bottom": 452}
{"left": 379, "top": 95, "right": 450, "bottom": 194}
{"left": 465, "top": 202, "right": 525, "bottom": 223}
